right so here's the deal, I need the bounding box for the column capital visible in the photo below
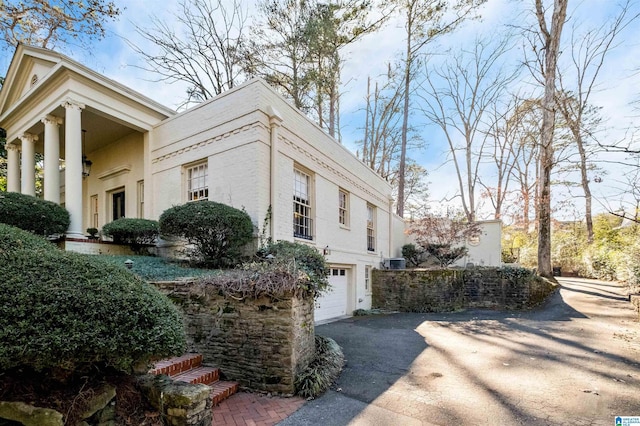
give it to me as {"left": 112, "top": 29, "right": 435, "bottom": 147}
{"left": 41, "top": 115, "right": 63, "bottom": 126}
{"left": 6, "top": 142, "right": 20, "bottom": 152}
{"left": 61, "top": 98, "right": 85, "bottom": 111}
{"left": 19, "top": 133, "right": 38, "bottom": 143}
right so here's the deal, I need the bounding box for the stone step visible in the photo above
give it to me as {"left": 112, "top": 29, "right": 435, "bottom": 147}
{"left": 149, "top": 353, "right": 203, "bottom": 377}
{"left": 173, "top": 366, "right": 220, "bottom": 386}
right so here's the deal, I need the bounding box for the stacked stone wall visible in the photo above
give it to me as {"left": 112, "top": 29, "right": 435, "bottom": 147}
{"left": 153, "top": 281, "right": 315, "bottom": 394}
{"left": 373, "top": 268, "right": 556, "bottom": 312}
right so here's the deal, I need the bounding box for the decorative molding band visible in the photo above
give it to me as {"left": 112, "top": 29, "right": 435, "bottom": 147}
{"left": 97, "top": 165, "right": 132, "bottom": 181}
{"left": 151, "top": 122, "right": 265, "bottom": 164}
{"left": 279, "top": 136, "right": 388, "bottom": 206}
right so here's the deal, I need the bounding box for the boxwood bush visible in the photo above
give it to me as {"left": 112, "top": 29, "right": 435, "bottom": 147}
{"left": 0, "top": 223, "right": 58, "bottom": 255}
{"left": 159, "top": 201, "right": 254, "bottom": 267}
{"left": 102, "top": 218, "right": 160, "bottom": 254}
{"left": 0, "top": 191, "right": 69, "bottom": 235}
{"left": 0, "top": 248, "right": 186, "bottom": 374}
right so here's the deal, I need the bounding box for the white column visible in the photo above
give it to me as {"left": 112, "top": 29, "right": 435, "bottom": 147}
{"left": 19, "top": 133, "right": 38, "bottom": 196}
{"left": 42, "top": 115, "right": 63, "bottom": 203}
{"left": 62, "top": 99, "right": 85, "bottom": 238}
{"left": 6, "top": 143, "right": 21, "bottom": 193}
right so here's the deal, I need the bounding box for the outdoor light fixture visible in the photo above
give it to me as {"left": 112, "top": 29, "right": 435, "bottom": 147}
{"left": 82, "top": 129, "right": 92, "bottom": 178}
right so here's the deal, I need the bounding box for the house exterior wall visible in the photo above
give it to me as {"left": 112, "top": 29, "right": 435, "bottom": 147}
{"left": 148, "top": 79, "right": 399, "bottom": 314}
{"left": 455, "top": 220, "right": 502, "bottom": 267}
{"left": 82, "top": 132, "right": 145, "bottom": 230}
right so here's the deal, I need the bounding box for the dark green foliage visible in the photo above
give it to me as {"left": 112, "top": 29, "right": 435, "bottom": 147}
{"left": 260, "top": 240, "right": 330, "bottom": 295}
{"left": 0, "top": 223, "right": 58, "bottom": 256}
{"left": 498, "top": 265, "right": 536, "bottom": 280}
{"left": 159, "top": 201, "right": 254, "bottom": 267}
{"left": 424, "top": 243, "right": 467, "bottom": 267}
{"left": 86, "top": 227, "right": 99, "bottom": 238}
{"left": 99, "top": 255, "right": 217, "bottom": 281}
{"left": 295, "top": 336, "right": 344, "bottom": 398}
{"left": 402, "top": 243, "right": 424, "bottom": 267}
{"left": 0, "top": 249, "right": 186, "bottom": 374}
{"left": 102, "top": 218, "right": 159, "bottom": 254}
{"left": 0, "top": 191, "right": 69, "bottom": 235}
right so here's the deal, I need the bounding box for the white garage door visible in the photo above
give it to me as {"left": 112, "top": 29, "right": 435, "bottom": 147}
{"left": 315, "top": 268, "right": 349, "bottom": 323}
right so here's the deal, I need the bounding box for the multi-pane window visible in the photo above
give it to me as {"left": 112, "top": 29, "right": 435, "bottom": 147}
{"left": 137, "top": 180, "right": 144, "bottom": 218}
{"left": 90, "top": 195, "right": 98, "bottom": 228}
{"left": 338, "top": 189, "right": 349, "bottom": 226}
{"left": 187, "top": 162, "right": 208, "bottom": 202}
{"left": 365, "top": 265, "right": 372, "bottom": 292}
{"left": 366, "top": 204, "right": 376, "bottom": 252}
{"left": 293, "top": 168, "right": 313, "bottom": 240}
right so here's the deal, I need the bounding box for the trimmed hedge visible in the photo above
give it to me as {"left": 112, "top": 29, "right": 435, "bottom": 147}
{"left": 159, "top": 201, "right": 254, "bottom": 267}
{"left": 0, "top": 223, "right": 58, "bottom": 255}
{"left": 102, "top": 218, "right": 159, "bottom": 254}
{"left": 0, "top": 191, "right": 70, "bottom": 235}
{"left": 0, "top": 249, "right": 186, "bottom": 373}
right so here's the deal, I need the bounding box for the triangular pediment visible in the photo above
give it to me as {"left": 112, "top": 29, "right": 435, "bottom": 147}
{"left": 0, "top": 45, "right": 62, "bottom": 115}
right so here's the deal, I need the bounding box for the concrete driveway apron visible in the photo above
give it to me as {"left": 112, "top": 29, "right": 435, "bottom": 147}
{"left": 279, "top": 277, "right": 640, "bottom": 426}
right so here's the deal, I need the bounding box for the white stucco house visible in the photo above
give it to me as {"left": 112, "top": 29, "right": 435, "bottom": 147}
{"left": 0, "top": 45, "right": 408, "bottom": 323}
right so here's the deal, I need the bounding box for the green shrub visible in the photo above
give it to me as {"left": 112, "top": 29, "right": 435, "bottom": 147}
{"left": 159, "top": 201, "right": 254, "bottom": 267}
{"left": 102, "top": 218, "right": 159, "bottom": 254}
{"left": 260, "top": 240, "right": 330, "bottom": 296}
{"left": 0, "top": 223, "right": 58, "bottom": 256}
{"left": 0, "top": 249, "right": 186, "bottom": 374}
{"left": 0, "top": 191, "right": 69, "bottom": 235}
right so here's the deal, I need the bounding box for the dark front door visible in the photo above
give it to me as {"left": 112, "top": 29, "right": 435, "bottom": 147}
{"left": 113, "top": 190, "right": 125, "bottom": 220}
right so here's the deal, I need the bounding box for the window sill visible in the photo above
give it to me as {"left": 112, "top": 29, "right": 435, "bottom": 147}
{"left": 339, "top": 224, "right": 351, "bottom": 231}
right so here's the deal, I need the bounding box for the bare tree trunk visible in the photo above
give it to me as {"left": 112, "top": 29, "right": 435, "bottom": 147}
{"left": 536, "top": 0, "right": 568, "bottom": 277}
{"left": 398, "top": 34, "right": 411, "bottom": 217}
{"left": 576, "top": 133, "right": 594, "bottom": 242}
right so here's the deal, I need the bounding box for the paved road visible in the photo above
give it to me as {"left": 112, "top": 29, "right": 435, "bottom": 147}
{"left": 279, "top": 277, "right": 640, "bottom": 426}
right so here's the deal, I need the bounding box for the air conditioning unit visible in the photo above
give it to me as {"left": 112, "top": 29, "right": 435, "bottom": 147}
{"left": 383, "top": 258, "right": 406, "bottom": 270}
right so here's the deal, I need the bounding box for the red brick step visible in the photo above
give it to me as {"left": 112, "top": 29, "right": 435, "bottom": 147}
{"left": 210, "top": 381, "right": 240, "bottom": 406}
{"left": 149, "top": 353, "right": 202, "bottom": 377}
{"left": 150, "top": 354, "right": 239, "bottom": 408}
{"left": 173, "top": 366, "right": 220, "bottom": 385}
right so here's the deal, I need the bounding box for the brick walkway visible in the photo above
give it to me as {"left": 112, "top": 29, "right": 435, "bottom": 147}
{"left": 212, "top": 392, "right": 306, "bottom": 426}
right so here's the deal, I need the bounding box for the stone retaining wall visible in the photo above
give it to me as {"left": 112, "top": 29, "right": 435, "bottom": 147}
{"left": 373, "top": 268, "right": 556, "bottom": 312}
{"left": 153, "top": 281, "right": 315, "bottom": 394}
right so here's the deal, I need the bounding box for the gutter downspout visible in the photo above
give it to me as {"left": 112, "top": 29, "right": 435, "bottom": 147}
{"left": 266, "top": 106, "right": 283, "bottom": 241}
{"left": 388, "top": 196, "right": 394, "bottom": 258}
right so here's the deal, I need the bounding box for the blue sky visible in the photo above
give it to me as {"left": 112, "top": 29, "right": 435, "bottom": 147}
{"left": 2, "top": 0, "right": 639, "bottom": 221}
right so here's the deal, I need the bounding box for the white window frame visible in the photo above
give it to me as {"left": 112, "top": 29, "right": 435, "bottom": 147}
{"left": 137, "top": 180, "right": 144, "bottom": 218}
{"left": 186, "top": 161, "right": 208, "bottom": 202}
{"left": 338, "top": 189, "right": 349, "bottom": 227}
{"left": 90, "top": 194, "right": 98, "bottom": 228}
{"left": 293, "top": 167, "right": 313, "bottom": 240}
{"left": 365, "top": 265, "right": 372, "bottom": 294}
{"left": 367, "top": 204, "right": 376, "bottom": 252}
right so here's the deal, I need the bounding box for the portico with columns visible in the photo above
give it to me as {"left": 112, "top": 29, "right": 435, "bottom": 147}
{"left": 0, "top": 45, "right": 174, "bottom": 239}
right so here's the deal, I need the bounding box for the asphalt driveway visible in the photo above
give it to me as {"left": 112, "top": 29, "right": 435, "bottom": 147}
{"left": 279, "top": 277, "right": 640, "bottom": 425}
